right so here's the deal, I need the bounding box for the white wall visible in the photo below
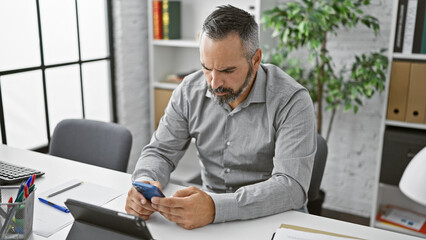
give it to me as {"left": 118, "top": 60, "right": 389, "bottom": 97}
{"left": 112, "top": 0, "right": 151, "bottom": 173}
{"left": 113, "top": 0, "right": 393, "bottom": 217}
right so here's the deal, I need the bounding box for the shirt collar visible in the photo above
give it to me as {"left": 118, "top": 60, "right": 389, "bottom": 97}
{"left": 245, "top": 64, "right": 266, "bottom": 104}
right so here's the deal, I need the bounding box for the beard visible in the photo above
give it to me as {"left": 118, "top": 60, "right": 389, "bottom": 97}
{"left": 208, "top": 63, "right": 254, "bottom": 106}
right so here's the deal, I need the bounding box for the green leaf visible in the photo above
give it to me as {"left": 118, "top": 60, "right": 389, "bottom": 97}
{"left": 298, "top": 21, "right": 306, "bottom": 33}
{"left": 282, "top": 28, "right": 290, "bottom": 43}
{"left": 344, "top": 102, "right": 352, "bottom": 111}
{"left": 272, "top": 28, "right": 281, "bottom": 38}
{"left": 351, "top": 88, "right": 357, "bottom": 98}
{"left": 355, "top": 98, "right": 363, "bottom": 106}
{"left": 353, "top": 105, "right": 359, "bottom": 114}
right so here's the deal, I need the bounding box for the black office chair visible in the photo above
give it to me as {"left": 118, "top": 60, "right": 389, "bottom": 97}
{"left": 307, "top": 134, "right": 328, "bottom": 215}
{"left": 49, "top": 119, "right": 132, "bottom": 172}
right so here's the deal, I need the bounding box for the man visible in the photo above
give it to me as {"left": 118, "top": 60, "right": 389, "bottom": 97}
{"left": 125, "top": 5, "right": 316, "bottom": 230}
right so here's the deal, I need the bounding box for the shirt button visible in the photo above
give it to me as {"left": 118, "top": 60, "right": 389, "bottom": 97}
{"left": 225, "top": 168, "right": 231, "bottom": 173}
{"left": 226, "top": 141, "right": 231, "bottom": 146}
{"left": 227, "top": 187, "right": 233, "bottom": 191}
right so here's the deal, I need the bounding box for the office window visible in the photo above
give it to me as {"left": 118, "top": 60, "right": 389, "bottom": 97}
{"left": 82, "top": 60, "right": 111, "bottom": 121}
{"left": 0, "top": 1, "right": 40, "bottom": 71}
{"left": 46, "top": 65, "right": 83, "bottom": 132}
{"left": 39, "top": 0, "right": 80, "bottom": 65}
{"left": 1, "top": 71, "right": 47, "bottom": 149}
{"left": 0, "top": 0, "right": 115, "bottom": 149}
{"left": 78, "top": 0, "right": 109, "bottom": 60}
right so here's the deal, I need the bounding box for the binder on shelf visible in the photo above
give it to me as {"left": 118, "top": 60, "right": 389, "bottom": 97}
{"left": 412, "top": 0, "right": 426, "bottom": 53}
{"left": 386, "top": 61, "right": 411, "bottom": 121}
{"left": 162, "top": 0, "right": 181, "bottom": 40}
{"left": 152, "top": 1, "right": 163, "bottom": 39}
{"left": 394, "top": 0, "right": 409, "bottom": 52}
{"left": 154, "top": 88, "right": 173, "bottom": 129}
{"left": 405, "top": 62, "right": 426, "bottom": 123}
{"left": 402, "top": 0, "right": 418, "bottom": 53}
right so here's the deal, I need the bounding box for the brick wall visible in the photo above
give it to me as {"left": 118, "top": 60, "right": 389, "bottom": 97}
{"left": 313, "top": 0, "right": 393, "bottom": 217}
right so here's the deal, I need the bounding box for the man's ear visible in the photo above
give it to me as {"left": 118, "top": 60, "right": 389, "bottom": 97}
{"left": 252, "top": 48, "right": 262, "bottom": 69}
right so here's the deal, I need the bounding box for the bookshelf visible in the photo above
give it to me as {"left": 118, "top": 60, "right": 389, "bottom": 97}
{"left": 370, "top": 0, "right": 426, "bottom": 237}
{"left": 147, "top": 0, "right": 277, "bottom": 184}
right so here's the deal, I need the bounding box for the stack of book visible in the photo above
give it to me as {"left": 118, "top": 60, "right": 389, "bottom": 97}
{"left": 152, "top": 0, "right": 181, "bottom": 40}
{"left": 394, "top": 0, "right": 426, "bottom": 54}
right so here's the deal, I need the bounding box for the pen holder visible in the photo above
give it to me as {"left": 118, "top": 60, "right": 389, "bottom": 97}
{"left": 0, "top": 186, "right": 35, "bottom": 240}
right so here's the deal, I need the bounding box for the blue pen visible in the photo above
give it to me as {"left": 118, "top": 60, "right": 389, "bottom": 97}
{"left": 25, "top": 175, "right": 33, "bottom": 188}
{"left": 15, "top": 181, "right": 26, "bottom": 200}
{"left": 38, "top": 198, "right": 70, "bottom": 213}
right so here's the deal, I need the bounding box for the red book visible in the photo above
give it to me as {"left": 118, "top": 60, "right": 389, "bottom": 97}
{"left": 153, "top": 1, "right": 163, "bottom": 39}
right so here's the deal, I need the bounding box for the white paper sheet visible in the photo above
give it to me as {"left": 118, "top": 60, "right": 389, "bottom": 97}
{"left": 33, "top": 179, "right": 124, "bottom": 237}
{"left": 274, "top": 228, "right": 354, "bottom": 240}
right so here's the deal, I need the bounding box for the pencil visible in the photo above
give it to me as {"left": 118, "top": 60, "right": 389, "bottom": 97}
{"left": 46, "top": 181, "right": 83, "bottom": 198}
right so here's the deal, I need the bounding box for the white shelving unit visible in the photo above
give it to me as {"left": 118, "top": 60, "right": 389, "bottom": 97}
{"left": 370, "top": 0, "right": 426, "bottom": 237}
{"left": 392, "top": 52, "right": 426, "bottom": 60}
{"left": 147, "top": 0, "right": 277, "bottom": 184}
{"left": 153, "top": 81, "right": 179, "bottom": 90}
{"left": 153, "top": 39, "right": 199, "bottom": 48}
{"left": 385, "top": 120, "right": 426, "bottom": 130}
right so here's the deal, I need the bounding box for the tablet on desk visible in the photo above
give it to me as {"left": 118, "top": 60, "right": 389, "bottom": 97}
{"left": 65, "top": 198, "right": 154, "bottom": 240}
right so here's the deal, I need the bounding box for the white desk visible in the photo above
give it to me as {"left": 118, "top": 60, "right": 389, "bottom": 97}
{"left": 1, "top": 144, "right": 423, "bottom": 240}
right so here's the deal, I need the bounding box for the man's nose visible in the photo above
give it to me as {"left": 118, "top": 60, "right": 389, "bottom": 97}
{"left": 211, "top": 70, "right": 224, "bottom": 89}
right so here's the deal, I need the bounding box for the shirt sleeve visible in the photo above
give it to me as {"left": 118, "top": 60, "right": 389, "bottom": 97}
{"left": 132, "top": 84, "right": 191, "bottom": 188}
{"left": 209, "top": 89, "right": 316, "bottom": 223}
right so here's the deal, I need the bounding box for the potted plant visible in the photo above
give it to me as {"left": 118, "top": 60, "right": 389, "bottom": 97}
{"left": 262, "top": 0, "right": 388, "bottom": 141}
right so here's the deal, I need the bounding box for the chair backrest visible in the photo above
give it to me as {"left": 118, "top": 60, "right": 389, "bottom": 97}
{"left": 308, "top": 134, "right": 328, "bottom": 201}
{"left": 49, "top": 119, "right": 132, "bottom": 172}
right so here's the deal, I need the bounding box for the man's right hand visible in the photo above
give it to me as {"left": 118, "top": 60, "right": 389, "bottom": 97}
{"left": 125, "top": 180, "right": 162, "bottom": 220}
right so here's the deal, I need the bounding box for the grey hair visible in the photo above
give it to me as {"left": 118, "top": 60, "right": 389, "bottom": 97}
{"left": 201, "top": 5, "right": 259, "bottom": 60}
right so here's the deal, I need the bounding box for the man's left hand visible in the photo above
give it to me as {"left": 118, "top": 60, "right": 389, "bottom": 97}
{"left": 151, "top": 186, "right": 215, "bottom": 229}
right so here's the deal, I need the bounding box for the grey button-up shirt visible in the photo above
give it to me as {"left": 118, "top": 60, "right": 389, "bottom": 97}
{"left": 133, "top": 64, "right": 316, "bottom": 223}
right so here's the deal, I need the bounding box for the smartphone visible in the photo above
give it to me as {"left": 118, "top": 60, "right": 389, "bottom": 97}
{"left": 132, "top": 181, "right": 165, "bottom": 201}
